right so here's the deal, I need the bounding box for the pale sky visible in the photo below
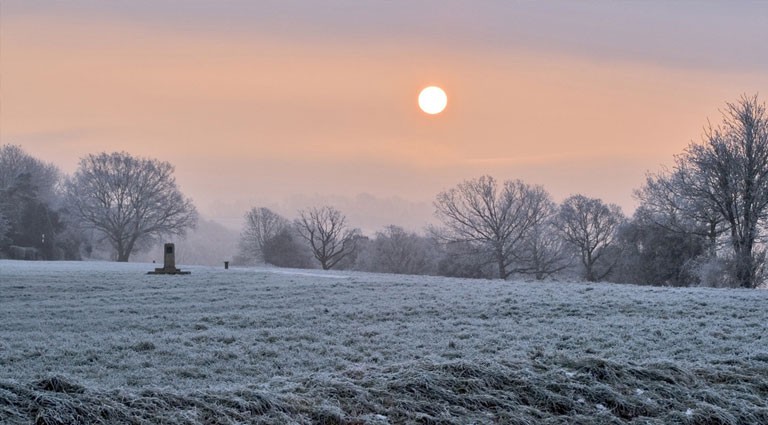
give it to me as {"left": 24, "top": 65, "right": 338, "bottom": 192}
{"left": 3, "top": 1, "right": 768, "bottom": 231}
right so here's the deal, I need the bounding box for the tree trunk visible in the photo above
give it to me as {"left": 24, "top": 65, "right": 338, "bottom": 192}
{"left": 730, "top": 222, "right": 756, "bottom": 288}
{"left": 496, "top": 247, "right": 507, "bottom": 279}
{"left": 585, "top": 268, "right": 595, "bottom": 282}
{"left": 584, "top": 252, "right": 596, "bottom": 282}
{"left": 114, "top": 237, "right": 131, "bottom": 262}
{"left": 734, "top": 241, "right": 755, "bottom": 288}
{"left": 707, "top": 220, "right": 718, "bottom": 256}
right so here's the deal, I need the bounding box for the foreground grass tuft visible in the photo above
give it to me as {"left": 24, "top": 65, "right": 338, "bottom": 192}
{"left": 3, "top": 356, "right": 768, "bottom": 424}
{"left": 35, "top": 377, "right": 85, "bottom": 394}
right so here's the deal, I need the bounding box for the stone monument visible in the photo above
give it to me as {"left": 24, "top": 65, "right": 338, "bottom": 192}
{"left": 148, "top": 243, "right": 190, "bottom": 275}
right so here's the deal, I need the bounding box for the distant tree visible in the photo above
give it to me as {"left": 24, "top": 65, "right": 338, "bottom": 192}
{"left": 671, "top": 95, "right": 768, "bottom": 288}
{"left": 555, "top": 194, "right": 625, "bottom": 282}
{"left": 360, "top": 225, "right": 440, "bottom": 275}
{"left": 433, "top": 176, "right": 551, "bottom": 279}
{"left": 295, "top": 206, "right": 360, "bottom": 270}
{"left": 238, "top": 207, "right": 289, "bottom": 263}
{"left": 65, "top": 152, "right": 198, "bottom": 262}
{"left": 257, "top": 226, "right": 313, "bottom": 268}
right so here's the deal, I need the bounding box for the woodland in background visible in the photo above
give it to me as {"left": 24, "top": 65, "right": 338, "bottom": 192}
{"left": 2, "top": 95, "right": 768, "bottom": 288}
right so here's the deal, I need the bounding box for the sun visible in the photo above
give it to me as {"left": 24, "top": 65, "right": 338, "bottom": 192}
{"left": 418, "top": 86, "right": 447, "bottom": 115}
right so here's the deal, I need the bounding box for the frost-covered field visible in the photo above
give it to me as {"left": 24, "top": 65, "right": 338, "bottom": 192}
{"left": 1, "top": 260, "right": 768, "bottom": 424}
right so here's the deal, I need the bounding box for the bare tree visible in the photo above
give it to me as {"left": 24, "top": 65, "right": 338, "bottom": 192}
{"left": 433, "top": 175, "right": 551, "bottom": 279}
{"left": 295, "top": 205, "right": 359, "bottom": 270}
{"left": 65, "top": 152, "right": 198, "bottom": 262}
{"left": 361, "top": 225, "right": 440, "bottom": 275}
{"left": 514, "top": 197, "right": 570, "bottom": 280}
{"left": 673, "top": 95, "right": 768, "bottom": 288}
{"left": 635, "top": 169, "right": 724, "bottom": 251}
{"left": 238, "top": 207, "right": 289, "bottom": 263}
{"left": 555, "top": 194, "right": 625, "bottom": 282}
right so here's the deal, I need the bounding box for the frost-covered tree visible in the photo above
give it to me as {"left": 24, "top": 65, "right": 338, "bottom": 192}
{"left": 434, "top": 176, "right": 550, "bottom": 279}
{"left": 672, "top": 95, "right": 768, "bottom": 288}
{"left": 0, "top": 144, "right": 60, "bottom": 203}
{"left": 635, "top": 169, "right": 724, "bottom": 252}
{"left": 556, "top": 194, "right": 625, "bottom": 282}
{"left": 66, "top": 152, "right": 198, "bottom": 262}
{"left": 238, "top": 207, "right": 289, "bottom": 263}
{"left": 0, "top": 145, "right": 78, "bottom": 259}
{"left": 295, "top": 205, "right": 359, "bottom": 270}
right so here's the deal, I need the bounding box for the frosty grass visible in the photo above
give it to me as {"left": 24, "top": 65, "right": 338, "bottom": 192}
{"left": 1, "top": 260, "right": 767, "bottom": 424}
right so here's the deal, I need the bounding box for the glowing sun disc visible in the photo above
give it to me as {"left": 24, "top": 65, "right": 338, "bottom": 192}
{"left": 418, "top": 86, "right": 447, "bottom": 114}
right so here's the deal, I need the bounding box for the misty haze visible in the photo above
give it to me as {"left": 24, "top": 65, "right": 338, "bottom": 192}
{"left": 2, "top": 1, "right": 768, "bottom": 424}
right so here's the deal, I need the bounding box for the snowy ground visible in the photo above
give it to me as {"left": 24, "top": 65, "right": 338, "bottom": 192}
{"left": 1, "top": 260, "right": 767, "bottom": 424}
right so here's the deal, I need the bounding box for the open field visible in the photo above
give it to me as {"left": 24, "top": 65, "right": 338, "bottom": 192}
{"left": 1, "top": 260, "right": 768, "bottom": 424}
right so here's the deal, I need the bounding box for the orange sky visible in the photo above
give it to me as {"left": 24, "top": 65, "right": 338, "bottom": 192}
{"left": 3, "top": 3, "right": 768, "bottom": 231}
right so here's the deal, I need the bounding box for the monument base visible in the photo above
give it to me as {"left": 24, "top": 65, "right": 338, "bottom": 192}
{"left": 147, "top": 266, "right": 191, "bottom": 275}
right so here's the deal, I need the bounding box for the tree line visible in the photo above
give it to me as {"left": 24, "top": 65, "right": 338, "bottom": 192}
{"left": 2, "top": 95, "right": 767, "bottom": 288}
{"left": 236, "top": 95, "right": 768, "bottom": 288}
{"left": 234, "top": 186, "right": 626, "bottom": 282}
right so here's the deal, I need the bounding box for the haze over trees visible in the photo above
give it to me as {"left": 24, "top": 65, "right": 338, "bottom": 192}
{"left": 131, "top": 218, "right": 239, "bottom": 266}
{"left": 65, "top": 152, "right": 198, "bottom": 262}
{"left": 356, "top": 225, "right": 439, "bottom": 275}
